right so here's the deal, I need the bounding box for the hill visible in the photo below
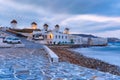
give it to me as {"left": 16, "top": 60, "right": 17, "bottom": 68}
{"left": 72, "top": 34, "right": 98, "bottom": 38}
{"left": 107, "top": 38, "right": 120, "bottom": 42}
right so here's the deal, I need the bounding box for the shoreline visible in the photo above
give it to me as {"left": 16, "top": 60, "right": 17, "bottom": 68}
{"left": 49, "top": 46, "right": 120, "bottom": 76}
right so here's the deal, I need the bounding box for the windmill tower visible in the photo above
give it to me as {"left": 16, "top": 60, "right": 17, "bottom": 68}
{"left": 43, "top": 24, "right": 48, "bottom": 31}
{"left": 54, "top": 24, "right": 60, "bottom": 32}
{"left": 11, "top": 19, "right": 17, "bottom": 29}
{"left": 31, "top": 22, "right": 37, "bottom": 29}
{"left": 64, "top": 28, "right": 70, "bottom": 34}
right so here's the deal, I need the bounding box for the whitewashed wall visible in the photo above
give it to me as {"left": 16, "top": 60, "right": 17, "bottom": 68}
{"left": 81, "top": 37, "right": 88, "bottom": 45}
{"left": 71, "top": 36, "right": 83, "bottom": 44}
{"left": 90, "top": 38, "right": 108, "bottom": 46}
{"left": 32, "top": 31, "right": 41, "bottom": 34}
{"left": 33, "top": 30, "right": 108, "bottom": 46}
{"left": 47, "top": 32, "right": 70, "bottom": 44}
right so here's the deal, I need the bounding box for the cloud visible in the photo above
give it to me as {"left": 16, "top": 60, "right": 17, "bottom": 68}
{"left": 0, "top": 0, "right": 53, "bottom": 28}
{"left": 0, "top": 0, "right": 120, "bottom": 38}
{"left": 12, "top": 0, "right": 120, "bottom": 16}
{"left": 61, "top": 14, "right": 120, "bottom": 24}
{"left": 56, "top": 14, "right": 120, "bottom": 38}
{"left": 60, "top": 14, "right": 120, "bottom": 33}
{"left": 0, "top": 0, "right": 48, "bottom": 15}
{"left": 94, "top": 30, "right": 120, "bottom": 38}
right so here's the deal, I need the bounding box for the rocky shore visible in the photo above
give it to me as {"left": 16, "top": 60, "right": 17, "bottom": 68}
{"left": 50, "top": 46, "right": 120, "bottom": 76}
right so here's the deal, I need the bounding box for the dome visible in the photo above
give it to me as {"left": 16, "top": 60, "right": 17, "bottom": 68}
{"left": 44, "top": 24, "right": 48, "bottom": 27}
{"left": 55, "top": 24, "right": 59, "bottom": 28}
{"left": 65, "top": 28, "right": 69, "bottom": 30}
{"left": 11, "top": 20, "right": 17, "bottom": 23}
{"left": 31, "top": 22, "right": 37, "bottom": 25}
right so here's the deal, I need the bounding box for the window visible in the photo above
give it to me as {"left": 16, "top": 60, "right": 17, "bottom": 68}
{"left": 50, "top": 35, "right": 51, "bottom": 39}
{"left": 65, "top": 36, "right": 67, "bottom": 39}
{"left": 55, "top": 35, "right": 57, "bottom": 39}
{"left": 49, "top": 33, "right": 53, "bottom": 39}
{"left": 78, "top": 39, "right": 80, "bottom": 42}
{"left": 62, "top": 36, "right": 64, "bottom": 39}
{"left": 59, "top": 35, "right": 61, "bottom": 39}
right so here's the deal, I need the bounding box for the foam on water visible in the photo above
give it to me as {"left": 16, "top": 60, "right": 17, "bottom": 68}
{"left": 74, "top": 42, "right": 120, "bottom": 66}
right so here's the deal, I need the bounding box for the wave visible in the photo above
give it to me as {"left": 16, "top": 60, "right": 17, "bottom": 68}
{"left": 73, "top": 42, "right": 120, "bottom": 66}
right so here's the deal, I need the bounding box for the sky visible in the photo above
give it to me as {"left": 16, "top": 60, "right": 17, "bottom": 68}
{"left": 0, "top": 0, "right": 120, "bottom": 38}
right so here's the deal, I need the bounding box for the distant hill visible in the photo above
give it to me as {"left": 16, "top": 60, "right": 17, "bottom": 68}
{"left": 72, "top": 34, "right": 98, "bottom": 38}
{"left": 72, "top": 34, "right": 120, "bottom": 42}
{"left": 107, "top": 38, "right": 120, "bottom": 42}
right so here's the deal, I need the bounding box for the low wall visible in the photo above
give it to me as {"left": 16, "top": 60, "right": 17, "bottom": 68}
{"left": 43, "top": 45, "right": 59, "bottom": 63}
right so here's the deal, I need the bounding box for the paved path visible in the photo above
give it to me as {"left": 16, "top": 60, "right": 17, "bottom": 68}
{"left": 0, "top": 48, "right": 119, "bottom": 80}
{"left": 0, "top": 48, "right": 50, "bottom": 80}
{"left": 21, "top": 37, "right": 44, "bottom": 49}
{"left": 0, "top": 31, "right": 120, "bottom": 80}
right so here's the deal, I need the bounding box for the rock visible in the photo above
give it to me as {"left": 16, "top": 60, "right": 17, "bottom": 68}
{"left": 93, "top": 76, "right": 105, "bottom": 80}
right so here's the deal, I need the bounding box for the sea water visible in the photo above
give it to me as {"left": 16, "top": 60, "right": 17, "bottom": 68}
{"left": 74, "top": 42, "right": 120, "bottom": 66}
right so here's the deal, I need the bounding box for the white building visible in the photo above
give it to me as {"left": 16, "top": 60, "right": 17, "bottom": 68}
{"left": 37, "top": 24, "right": 71, "bottom": 44}
{"left": 89, "top": 38, "right": 108, "bottom": 46}
{"left": 44, "top": 31, "right": 70, "bottom": 44}
{"left": 32, "top": 24, "right": 108, "bottom": 45}
{"left": 69, "top": 35, "right": 83, "bottom": 44}
{"left": 0, "top": 27, "right": 9, "bottom": 31}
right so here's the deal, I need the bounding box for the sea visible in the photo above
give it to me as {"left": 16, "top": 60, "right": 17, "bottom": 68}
{"left": 73, "top": 42, "right": 120, "bottom": 67}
